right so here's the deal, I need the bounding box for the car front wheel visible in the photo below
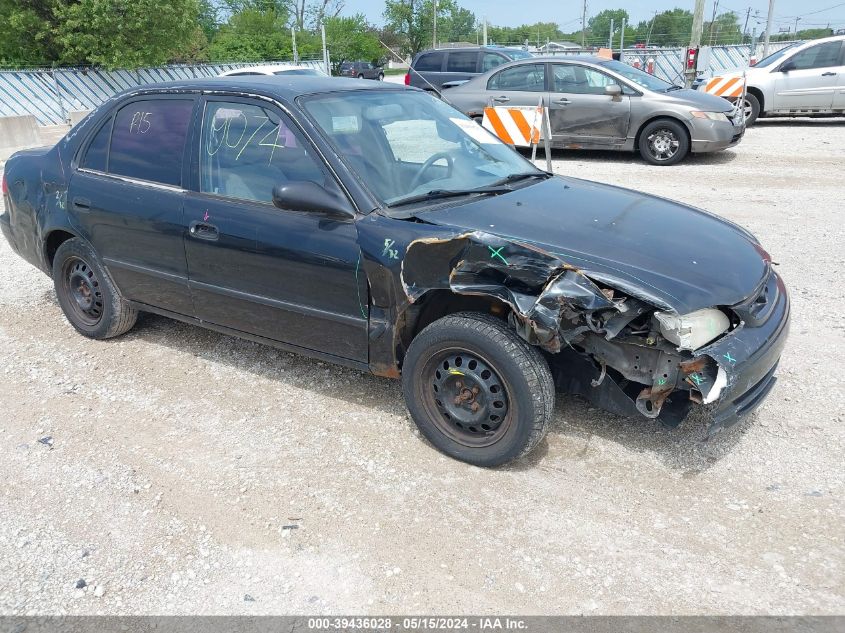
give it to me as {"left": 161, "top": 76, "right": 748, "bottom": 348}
{"left": 742, "top": 92, "right": 761, "bottom": 126}
{"left": 52, "top": 237, "right": 137, "bottom": 339}
{"left": 402, "top": 312, "right": 554, "bottom": 467}
{"left": 378, "top": 73, "right": 384, "bottom": 81}
{"left": 639, "top": 118, "right": 690, "bottom": 166}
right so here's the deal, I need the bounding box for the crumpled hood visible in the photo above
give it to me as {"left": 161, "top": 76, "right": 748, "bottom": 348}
{"left": 412, "top": 176, "right": 769, "bottom": 314}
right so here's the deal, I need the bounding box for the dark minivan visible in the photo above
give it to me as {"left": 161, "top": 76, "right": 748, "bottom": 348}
{"left": 406, "top": 46, "right": 533, "bottom": 90}
{"left": 339, "top": 61, "right": 384, "bottom": 81}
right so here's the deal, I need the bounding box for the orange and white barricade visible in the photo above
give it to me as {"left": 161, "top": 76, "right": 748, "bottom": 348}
{"left": 481, "top": 105, "right": 544, "bottom": 147}
{"left": 702, "top": 75, "right": 745, "bottom": 98}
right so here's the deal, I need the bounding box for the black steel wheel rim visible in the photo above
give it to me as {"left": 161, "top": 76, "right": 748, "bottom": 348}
{"left": 62, "top": 256, "right": 103, "bottom": 326}
{"left": 419, "top": 347, "right": 512, "bottom": 448}
{"left": 647, "top": 128, "right": 680, "bottom": 161}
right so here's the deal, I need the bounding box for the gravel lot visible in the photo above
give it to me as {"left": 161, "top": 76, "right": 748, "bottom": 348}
{"left": 0, "top": 119, "right": 843, "bottom": 616}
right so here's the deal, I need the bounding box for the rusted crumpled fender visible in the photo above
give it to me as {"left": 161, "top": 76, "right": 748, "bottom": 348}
{"left": 400, "top": 230, "right": 618, "bottom": 352}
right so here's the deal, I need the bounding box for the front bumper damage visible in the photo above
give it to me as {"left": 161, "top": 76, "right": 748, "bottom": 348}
{"left": 399, "top": 230, "right": 788, "bottom": 432}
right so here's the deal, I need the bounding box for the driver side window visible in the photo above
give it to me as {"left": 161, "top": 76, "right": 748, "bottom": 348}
{"left": 786, "top": 42, "right": 843, "bottom": 70}
{"left": 200, "top": 101, "right": 325, "bottom": 204}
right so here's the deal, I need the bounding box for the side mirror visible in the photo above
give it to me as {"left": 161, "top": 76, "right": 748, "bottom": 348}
{"left": 780, "top": 61, "right": 796, "bottom": 72}
{"left": 272, "top": 181, "right": 353, "bottom": 217}
{"left": 605, "top": 83, "right": 623, "bottom": 100}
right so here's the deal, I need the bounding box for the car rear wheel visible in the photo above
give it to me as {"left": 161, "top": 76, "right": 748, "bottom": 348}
{"left": 378, "top": 73, "right": 384, "bottom": 81}
{"left": 742, "top": 92, "right": 761, "bottom": 126}
{"left": 402, "top": 312, "right": 554, "bottom": 467}
{"left": 357, "top": 73, "right": 364, "bottom": 79}
{"left": 52, "top": 238, "right": 137, "bottom": 339}
{"left": 639, "top": 119, "right": 689, "bottom": 166}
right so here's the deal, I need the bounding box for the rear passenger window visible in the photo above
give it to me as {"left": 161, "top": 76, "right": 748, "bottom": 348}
{"left": 481, "top": 53, "right": 506, "bottom": 72}
{"left": 446, "top": 52, "right": 477, "bottom": 73}
{"left": 415, "top": 52, "right": 444, "bottom": 72}
{"left": 81, "top": 117, "right": 111, "bottom": 172}
{"left": 109, "top": 99, "right": 193, "bottom": 186}
{"left": 200, "top": 101, "right": 326, "bottom": 203}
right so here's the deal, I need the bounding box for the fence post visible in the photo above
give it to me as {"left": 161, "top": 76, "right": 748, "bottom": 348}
{"left": 50, "top": 70, "right": 67, "bottom": 124}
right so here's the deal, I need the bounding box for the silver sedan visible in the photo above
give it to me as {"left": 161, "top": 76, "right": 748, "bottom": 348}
{"left": 442, "top": 56, "right": 745, "bottom": 165}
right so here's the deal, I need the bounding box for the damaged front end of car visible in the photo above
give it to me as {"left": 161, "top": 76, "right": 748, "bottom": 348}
{"left": 397, "top": 230, "right": 777, "bottom": 431}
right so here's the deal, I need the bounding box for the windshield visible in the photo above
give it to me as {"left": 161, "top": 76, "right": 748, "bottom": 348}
{"left": 301, "top": 90, "right": 542, "bottom": 206}
{"left": 598, "top": 60, "right": 674, "bottom": 91}
{"left": 752, "top": 43, "right": 801, "bottom": 67}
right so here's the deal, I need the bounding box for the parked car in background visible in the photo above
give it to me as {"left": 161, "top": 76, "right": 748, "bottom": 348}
{"left": 1, "top": 76, "right": 787, "bottom": 466}
{"left": 445, "top": 56, "right": 745, "bottom": 165}
{"left": 406, "top": 46, "right": 533, "bottom": 91}
{"left": 700, "top": 35, "right": 845, "bottom": 125}
{"left": 339, "top": 61, "right": 384, "bottom": 80}
{"left": 219, "top": 64, "right": 328, "bottom": 77}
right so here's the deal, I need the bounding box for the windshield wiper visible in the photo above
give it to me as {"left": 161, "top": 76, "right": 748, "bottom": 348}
{"left": 488, "top": 172, "right": 550, "bottom": 187}
{"left": 388, "top": 185, "right": 513, "bottom": 208}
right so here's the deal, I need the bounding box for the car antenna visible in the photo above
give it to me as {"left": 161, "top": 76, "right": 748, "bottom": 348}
{"left": 377, "top": 40, "right": 456, "bottom": 106}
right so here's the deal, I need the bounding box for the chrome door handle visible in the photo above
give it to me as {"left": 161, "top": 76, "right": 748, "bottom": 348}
{"left": 492, "top": 96, "right": 510, "bottom": 103}
{"left": 821, "top": 71, "right": 837, "bottom": 76}
{"left": 554, "top": 98, "right": 571, "bottom": 105}
{"left": 72, "top": 197, "right": 90, "bottom": 211}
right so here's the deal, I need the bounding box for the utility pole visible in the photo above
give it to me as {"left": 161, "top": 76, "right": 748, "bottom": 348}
{"left": 646, "top": 12, "right": 657, "bottom": 47}
{"left": 291, "top": 27, "right": 298, "bottom": 64}
{"left": 743, "top": 7, "right": 751, "bottom": 42}
{"left": 433, "top": 0, "right": 437, "bottom": 49}
{"left": 709, "top": 0, "right": 720, "bottom": 45}
{"left": 581, "top": 0, "right": 587, "bottom": 48}
{"left": 619, "top": 17, "right": 626, "bottom": 59}
{"left": 687, "top": 0, "right": 706, "bottom": 86}
{"left": 763, "top": 0, "right": 775, "bottom": 57}
{"left": 321, "top": 24, "right": 328, "bottom": 75}
{"left": 482, "top": 16, "right": 487, "bottom": 46}
{"left": 794, "top": 17, "right": 801, "bottom": 38}
{"left": 608, "top": 18, "right": 614, "bottom": 49}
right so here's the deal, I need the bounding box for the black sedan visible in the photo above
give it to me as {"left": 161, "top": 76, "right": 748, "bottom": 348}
{"left": 0, "top": 77, "right": 788, "bottom": 466}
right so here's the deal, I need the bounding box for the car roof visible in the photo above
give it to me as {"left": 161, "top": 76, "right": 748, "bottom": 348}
{"left": 220, "top": 64, "right": 322, "bottom": 75}
{"left": 113, "top": 76, "right": 405, "bottom": 102}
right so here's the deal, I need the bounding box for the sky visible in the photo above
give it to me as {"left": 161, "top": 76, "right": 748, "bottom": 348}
{"left": 350, "top": 0, "right": 845, "bottom": 32}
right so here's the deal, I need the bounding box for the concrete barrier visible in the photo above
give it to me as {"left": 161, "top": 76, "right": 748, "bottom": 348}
{"left": 0, "top": 115, "right": 42, "bottom": 150}
{"left": 69, "top": 110, "right": 92, "bottom": 127}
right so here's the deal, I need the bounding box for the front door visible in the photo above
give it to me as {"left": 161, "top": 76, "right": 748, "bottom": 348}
{"left": 183, "top": 97, "right": 368, "bottom": 362}
{"left": 547, "top": 62, "right": 631, "bottom": 146}
{"left": 773, "top": 40, "right": 844, "bottom": 111}
{"left": 70, "top": 96, "right": 195, "bottom": 315}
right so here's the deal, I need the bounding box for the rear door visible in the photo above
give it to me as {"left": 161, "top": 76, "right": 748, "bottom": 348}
{"left": 182, "top": 96, "right": 368, "bottom": 361}
{"left": 547, "top": 62, "right": 631, "bottom": 146}
{"left": 411, "top": 51, "right": 445, "bottom": 90}
{"left": 832, "top": 42, "right": 845, "bottom": 109}
{"left": 484, "top": 63, "right": 547, "bottom": 109}
{"left": 772, "top": 40, "right": 844, "bottom": 111}
{"left": 70, "top": 95, "right": 195, "bottom": 315}
{"left": 440, "top": 50, "right": 480, "bottom": 87}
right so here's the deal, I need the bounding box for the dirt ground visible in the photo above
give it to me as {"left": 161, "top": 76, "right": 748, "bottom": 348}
{"left": 0, "top": 119, "right": 843, "bottom": 616}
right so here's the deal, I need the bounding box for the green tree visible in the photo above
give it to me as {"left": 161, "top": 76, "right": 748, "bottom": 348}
{"left": 208, "top": 7, "right": 291, "bottom": 61}
{"left": 384, "top": 0, "right": 474, "bottom": 56}
{"left": 588, "top": 8, "right": 629, "bottom": 44}
{"left": 0, "top": 0, "right": 65, "bottom": 66}
{"left": 704, "top": 11, "right": 742, "bottom": 45}
{"left": 324, "top": 14, "right": 382, "bottom": 72}
{"left": 635, "top": 8, "right": 693, "bottom": 47}
{"left": 54, "top": 0, "right": 202, "bottom": 68}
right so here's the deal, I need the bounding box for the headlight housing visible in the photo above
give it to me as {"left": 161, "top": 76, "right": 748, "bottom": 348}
{"left": 654, "top": 308, "right": 730, "bottom": 351}
{"left": 690, "top": 111, "right": 730, "bottom": 123}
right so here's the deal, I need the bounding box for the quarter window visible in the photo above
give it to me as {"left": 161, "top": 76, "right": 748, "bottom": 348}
{"left": 81, "top": 117, "right": 111, "bottom": 172}
{"left": 200, "top": 101, "right": 325, "bottom": 204}
{"left": 109, "top": 99, "right": 193, "bottom": 186}
{"left": 415, "top": 52, "right": 444, "bottom": 72}
{"left": 786, "top": 42, "right": 842, "bottom": 70}
{"left": 487, "top": 64, "right": 546, "bottom": 92}
{"left": 446, "top": 52, "right": 478, "bottom": 73}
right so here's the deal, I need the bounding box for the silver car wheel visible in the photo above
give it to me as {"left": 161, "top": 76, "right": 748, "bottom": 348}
{"left": 647, "top": 129, "right": 680, "bottom": 161}
{"left": 742, "top": 98, "right": 753, "bottom": 121}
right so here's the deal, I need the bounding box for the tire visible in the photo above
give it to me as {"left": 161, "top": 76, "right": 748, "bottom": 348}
{"left": 52, "top": 237, "right": 137, "bottom": 339}
{"left": 402, "top": 312, "right": 554, "bottom": 467}
{"left": 639, "top": 118, "right": 690, "bottom": 166}
{"left": 378, "top": 73, "right": 385, "bottom": 81}
{"left": 742, "top": 92, "right": 761, "bottom": 126}
{"left": 357, "top": 73, "right": 364, "bottom": 79}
